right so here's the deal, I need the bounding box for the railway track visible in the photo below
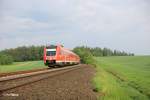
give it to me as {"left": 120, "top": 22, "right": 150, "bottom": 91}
{"left": 0, "top": 64, "right": 81, "bottom": 95}
{"left": 0, "top": 68, "right": 49, "bottom": 78}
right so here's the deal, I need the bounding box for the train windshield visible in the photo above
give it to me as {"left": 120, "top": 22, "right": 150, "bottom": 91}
{"left": 46, "top": 49, "right": 56, "bottom": 56}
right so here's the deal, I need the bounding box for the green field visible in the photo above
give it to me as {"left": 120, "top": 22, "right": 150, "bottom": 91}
{"left": 0, "top": 61, "right": 46, "bottom": 73}
{"left": 93, "top": 56, "right": 150, "bottom": 100}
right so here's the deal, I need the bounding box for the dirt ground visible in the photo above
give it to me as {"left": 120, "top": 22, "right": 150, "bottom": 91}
{"left": 0, "top": 64, "right": 97, "bottom": 100}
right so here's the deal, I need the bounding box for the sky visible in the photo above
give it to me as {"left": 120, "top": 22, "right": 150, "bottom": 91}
{"left": 0, "top": 0, "right": 150, "bottom": 55}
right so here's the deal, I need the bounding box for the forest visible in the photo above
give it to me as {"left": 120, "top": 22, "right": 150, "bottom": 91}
{"left": 0, "top": 45, "right": 134, "bottom": 65}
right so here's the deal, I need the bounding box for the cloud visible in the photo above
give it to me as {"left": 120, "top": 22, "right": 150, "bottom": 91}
{"left": 0, "top": 0, "right": 150, "bottom": 55}
{"left": 0, "top": 16, "right": 47, "bottom": 32}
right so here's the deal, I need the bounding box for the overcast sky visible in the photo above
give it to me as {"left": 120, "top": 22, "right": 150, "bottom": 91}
{"left": 0, "top": 0, "right": 150, "bottom": 55}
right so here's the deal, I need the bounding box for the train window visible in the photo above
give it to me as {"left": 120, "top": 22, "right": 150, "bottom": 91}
{"left": 46, "top": 51, "right": 56, "bottom": 56}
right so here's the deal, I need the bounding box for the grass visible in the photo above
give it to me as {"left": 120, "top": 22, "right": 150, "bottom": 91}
{"left": 0, "top": 60, "right": 47, "bottom": 73}
{"left": 93, "top": 56, "right": 150, "bottom": 100}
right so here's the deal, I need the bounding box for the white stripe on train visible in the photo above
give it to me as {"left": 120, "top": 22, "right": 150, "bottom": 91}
{"left": 56, "top": 61, "right": 79, "bottom": 62}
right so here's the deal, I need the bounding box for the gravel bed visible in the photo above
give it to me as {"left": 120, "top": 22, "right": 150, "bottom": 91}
{"left": 0, "top": 64, "right": 97, "bottom": 100}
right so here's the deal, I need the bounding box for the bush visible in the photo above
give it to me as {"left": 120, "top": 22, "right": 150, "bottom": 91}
{"left": 73, "top": 46, "right": 95, "bottom": 65}
{"left": 0, "top": 54, "right": 14, "bottom": 65}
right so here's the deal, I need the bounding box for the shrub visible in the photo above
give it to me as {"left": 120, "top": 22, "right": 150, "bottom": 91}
{"left": 73, "top": 46, "right": 95, "bottom": 65}
{"left": 0, "top": 54, "right": 14, "bottom": 65}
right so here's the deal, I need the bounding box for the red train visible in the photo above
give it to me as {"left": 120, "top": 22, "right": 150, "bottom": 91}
{"left": 43, "top": 45, "right": 80, "bottom": 67}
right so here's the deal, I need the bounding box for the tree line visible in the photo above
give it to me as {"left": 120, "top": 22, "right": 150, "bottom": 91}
{"left": 73, "top": 46, "right": 134, "bottom": 64}
{"left": 0, "top": 46, "right": 44, "bottom": 65}
{"left": 86, "top": 46, "right": 134, "bottom": 56}
{"left": 0, "top": 45, "right": 134, "bottom": 65}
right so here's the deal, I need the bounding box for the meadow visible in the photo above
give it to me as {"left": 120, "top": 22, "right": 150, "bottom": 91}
{"left": 0, "top": 61, "right": 46, "bottom": 73}
{"left": 93, "top": 56, "right": 150, "bottom": 100}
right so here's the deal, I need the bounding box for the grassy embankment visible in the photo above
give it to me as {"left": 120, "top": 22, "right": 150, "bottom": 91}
{"left": 93, "top": 56, "right": 150, "bottom": 100}
{"left": 0, "top": 61, "right": 46, "bottom": 73}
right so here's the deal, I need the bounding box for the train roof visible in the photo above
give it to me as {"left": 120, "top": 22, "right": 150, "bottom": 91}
{"left": 45, "top": 45, "right": 79, "bottom": 57}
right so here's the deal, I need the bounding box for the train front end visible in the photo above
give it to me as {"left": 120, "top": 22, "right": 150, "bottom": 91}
{"left": 44, "top": 45, "right": 57, "bottom": 67}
